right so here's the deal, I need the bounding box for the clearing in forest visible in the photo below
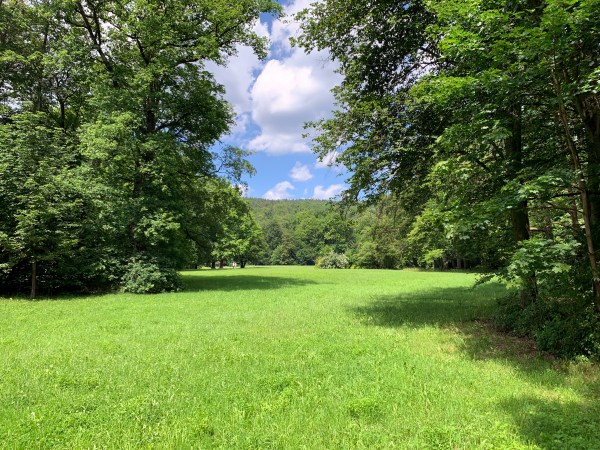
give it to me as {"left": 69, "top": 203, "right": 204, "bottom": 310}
{"left": 1, "top": 267, "right": 599, "bottom": 448}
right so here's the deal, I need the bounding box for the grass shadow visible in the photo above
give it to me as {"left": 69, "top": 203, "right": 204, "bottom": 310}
{"left": 181, "top": 273, "right": 318, "bottom": 292}
{"left": 0, "top": 290, "right": 116, "bottom": 302}
{"left": 500, "top": 395, "right": 600, "bottom": 449}
{"left": 352, "top": 282, "right": 600, "bottom": 447}
{"left": 352, "top": 282, "right": 504, "bottom": 328}
{"left": 351, "top": 282, "right": 568, "bottom": 375}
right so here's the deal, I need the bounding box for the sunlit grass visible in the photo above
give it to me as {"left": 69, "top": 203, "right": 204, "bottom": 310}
{"left": 1, "top": 266, "right": 599, "bottom": 448}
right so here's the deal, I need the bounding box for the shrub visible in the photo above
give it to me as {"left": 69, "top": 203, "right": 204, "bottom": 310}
{"left": 270, "top": 244, "right": 296, "bottom": 265}
{"left": 495, "top": 294, "right": 600, "bottom": 359}
{"left": 121, "top": 258, "right": 181, "bottom": 294}
{"left": 316, "top": 252, "right": 350, "bottom": 269}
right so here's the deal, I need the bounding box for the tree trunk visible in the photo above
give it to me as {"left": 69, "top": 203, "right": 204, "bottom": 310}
{"left": 211, "top": 260, "right": 216, "bottom": 269}
{"left": 506, "top": 105, "right": 537, "bottom": 304}
{"left": 577, "top": 101, "right": 600, "bottom": 313}
{"left": 240, "top": 259, "right": 246, "bottom": 269}
{"left": 30, "top": 260, "right": 37, "bottom": 300}
{"left": 543, "top": 215, "right": 554, "bottom": 240}
{"left": 219, "top": 259, "right": 224, "bottom": 269}
{"left": 557, "top": 101, "right": 600, "bottom": 312}
{"left": 568, "top": 186, "right": 581, "bottom": 233}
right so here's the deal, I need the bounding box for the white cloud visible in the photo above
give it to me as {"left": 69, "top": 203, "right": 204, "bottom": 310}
{"left": 206, "top": 0, "right": 342, "bottom": 156}
{"left": 315, "top": 151, "right": 340, "bottom": 169}
{"left": 247, "top": 0, "right": 341, "bottom": 155}
{"left": 205, "top": 20, "right": 267, "bottom": 137}
{"left": 313, "top": 184, "right": 345, "bottom": 200}
{"left": 290, "top": 162, "right": 313, "bottom": 182}
{"left": 254, "top": 20, "right": 270, "bottom": 40}
{"left": 236, "top": 184, "right": 251, "bottom": 197}
{"left": 207, "top": 46, "right": 259, "bottom": 113}
{"left": 248, "top": 51, "right": 340, "bottom": 154}
{"left": 264, "top": 181, "right": 295, "bottom": 200}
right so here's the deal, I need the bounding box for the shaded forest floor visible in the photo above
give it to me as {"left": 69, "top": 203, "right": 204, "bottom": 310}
{"left": 1, "top": 267, "right": 599, "bottom": 448}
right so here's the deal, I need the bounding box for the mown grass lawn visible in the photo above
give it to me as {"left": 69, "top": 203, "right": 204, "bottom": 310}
{"left": 1, "top": 266, "right": 599, "bottom": 449}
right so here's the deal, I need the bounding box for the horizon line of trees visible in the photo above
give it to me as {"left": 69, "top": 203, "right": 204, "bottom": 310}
{"left": 245, "top": 197, "right": 501, "bottom": 271}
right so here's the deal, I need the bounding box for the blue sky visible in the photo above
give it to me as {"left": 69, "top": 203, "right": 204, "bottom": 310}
{"left": 208, "top": 0, "right": 347, "bottom": 200}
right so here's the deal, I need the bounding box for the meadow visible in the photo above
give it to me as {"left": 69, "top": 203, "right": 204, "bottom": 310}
{"left": 1, "top": 267, "right": 599, "bottom": 449}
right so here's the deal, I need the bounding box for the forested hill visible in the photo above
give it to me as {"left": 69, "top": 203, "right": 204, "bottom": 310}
{"left": 247, "top": 196, "right": 485, "bottom": 270}
{"left": 246, "top": 198, "right": 346, "bottom": 266}
{"left": 247, "top": 198, "right": 332, "bottom": 224}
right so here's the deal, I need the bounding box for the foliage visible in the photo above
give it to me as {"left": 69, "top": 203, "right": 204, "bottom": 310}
{"left": 248, "top": 198, "right": 353, "bottom": 265}
{"left": 315, "top": 252, "right": 349, "bottom": 269}
{"left": 208, "top": 185, "right": 266, "bottom": 268}
{"left": 0, "top": 0, "right": 278, "bottom": 295}
{"left": 496, "top": 294, "right": 600, "bottom": 359}
{"left": 0, "top": 113, "right": 86, "bottom": 296}
{"left": 296, "top": 0, "right": 600, "bottom": 357}
{"left": 120, "top": 257, "right": 181, "bottom": 294}
{"left": 507, "top": 238, "right": 580, "bottom": 289}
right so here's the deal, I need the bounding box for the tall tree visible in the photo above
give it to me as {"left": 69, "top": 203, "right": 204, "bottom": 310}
{"left": 0, "top": 0, "right": 279, "bottom": 294}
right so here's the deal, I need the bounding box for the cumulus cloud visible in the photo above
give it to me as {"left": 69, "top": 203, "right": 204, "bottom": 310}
{"left": 315, "top": 151, "right": 340, "bottom": 169}
{"left": 290, "top": 162, "right": 313, "bottom": 182}
{"left": 205, "top": 21, "right": 267, "bottom": 137}
{"left": 248, "top": 53, "right": 339, "bottom": 154}
{"left": 313, "top": 184, "right": 345, "bottom": 200}
{"left": 206, "top": 1, "right": 341, "bottom": 154}
{"left": 236, "top": 184, "right": 251, "bottom": 197}
{"left": 248, "top": 1, "right": 341, "bottom": 154}
{"left": 264, "top": 181, "right": 295, "bottom": 200}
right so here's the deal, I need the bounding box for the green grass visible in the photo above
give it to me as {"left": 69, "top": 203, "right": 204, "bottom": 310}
{"left": 1, "top": 267, "right": 599, "bottom": 449}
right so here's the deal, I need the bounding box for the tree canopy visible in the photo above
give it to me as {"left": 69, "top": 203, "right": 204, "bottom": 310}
{"left": 296, "top": 0, "right": 600, "bottom": 357}
{"left": 0, "top": 0, "right": 279, "bottom": 296}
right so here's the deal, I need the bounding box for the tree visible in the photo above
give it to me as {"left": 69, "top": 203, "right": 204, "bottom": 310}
{"left": 69, "top": 0, "right": 278, "bottom": 288}
{"left": 0, "top": 0, "right": 280, "bottom": 294}
{"left": 0, "top": 113, "right": 83, "bottom": 298}
{"left": 208, "top": 184, "right": 265, "bottom": 269}
{"left": 295, "top": 0, "right": 439, "bottom": 204}
{"left": 297, "top": 0, "right": 600, "bottom": 356}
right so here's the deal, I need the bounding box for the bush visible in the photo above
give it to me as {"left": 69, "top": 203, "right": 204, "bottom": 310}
{"left": 121, "top": 258, "right": 181, "bottom": 294}
{"left": 270, "top": 244, "right": 296, "bottom": 265}
{"left": 495, "top": 294, "right": 600, "bottom": 359}
{"left": 316, "top": 252, "right": 350, "bottom": 269}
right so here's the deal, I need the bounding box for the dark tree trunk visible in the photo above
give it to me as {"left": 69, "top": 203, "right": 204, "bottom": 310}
{"left": 506, "top": 105, "right": 537, "bottom": 304}
{"left": 543, "top": 215, "right": 554, "bottom": 240}
{"left": 569, "top": 187, "right": 582, "bottom": 234}
{"left": 240, "top": 259, "right": 246, "bottom": 268}
{"left": 30, "top": 260, "right": 37, "bottom": 300}
{"left": 59, "top": 99, "right": 66, "bottom": 129}
{"left": 580, "top": 108, "right": 600, "bottom": 312}
{"left": 219, "top": 259, "right": 224, "bottom": 269}
{"left": 556, "top": 97, "right": 600, "bottom": 313}
{"left": 211, "top": 260, "right": 216, "bottom": 269}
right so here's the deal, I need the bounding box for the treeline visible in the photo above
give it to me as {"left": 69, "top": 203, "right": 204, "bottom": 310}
{"left": 249, "top": 197, "right": 497, "bottom": 270}
{"left": 294, "top": 0, "right": 600, "bottom": 357}
{"left": 248, "top": 199, "right": 349, "bottom": 265}
{"left": 0, "top": 0, "right": 278, "bottom": 296}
